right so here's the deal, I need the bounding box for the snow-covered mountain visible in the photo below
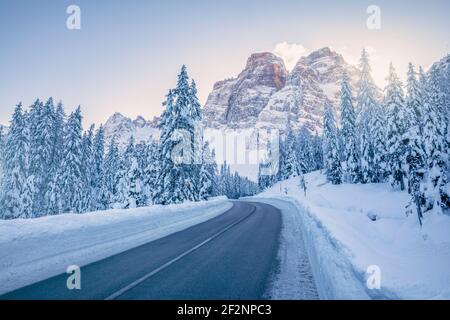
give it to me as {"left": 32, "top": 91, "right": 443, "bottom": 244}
{"left": 203, "top": 47, "right": 360, "bottom": 134}
{"left": 103, "top": 112, "right": 160, "bottom": 147}
{"left": 203, "top": 52, "right": 288, "bottom": 129}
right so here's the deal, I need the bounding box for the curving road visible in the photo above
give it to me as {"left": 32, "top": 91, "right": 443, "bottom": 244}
{"left": 1, "top": 201, "right": 282, "bottom": 300}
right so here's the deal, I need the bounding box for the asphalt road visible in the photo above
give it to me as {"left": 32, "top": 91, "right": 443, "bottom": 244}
{"left": 1, "top": 201, "right": 282, "bottom": 300}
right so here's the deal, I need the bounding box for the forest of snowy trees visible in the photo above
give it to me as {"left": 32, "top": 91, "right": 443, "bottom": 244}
{"left": 0, "top": 66, "right": 257, "bottom": 219}
{"left": 258, "top": 49, "right": 450, "bottom": 225}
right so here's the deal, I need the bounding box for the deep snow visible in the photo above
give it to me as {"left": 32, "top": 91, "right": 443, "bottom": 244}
{"left": 0, "top": 197, "right": 232, "bottom": 295}
{"left": 256, "top": 171, "right": 450, "bottom": 300}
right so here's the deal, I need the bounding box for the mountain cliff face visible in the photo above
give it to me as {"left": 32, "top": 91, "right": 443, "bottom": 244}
{"left": 203, "top": 52, "right": 288, "bottom": 129}
{"left": 203, "top": 47, "right": 359, "bottom": 134}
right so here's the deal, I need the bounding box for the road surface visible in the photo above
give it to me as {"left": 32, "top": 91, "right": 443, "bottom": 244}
{"left": 1, "top": 201, "right": 281, "bottom": 300}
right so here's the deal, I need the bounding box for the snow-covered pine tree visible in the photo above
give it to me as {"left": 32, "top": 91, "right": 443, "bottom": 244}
{"left": 385, "top": 63, "right": 409, "bottom": 190}
{"left": 189, "top": 79, "right": 203, "bottom": 158}
{"left": 1, "top": 103, "right": 34, "bottom": 219}
{"left": 190, "top": 79, "right": 204, "bottom": 200}
{"left": 124, "top": 156, "right": 143, "bottom": 209}
{"left": 404, "top": 125, "right": 427, "bottom": 226}
{"left": 356, "top": 49, "right": 379, "bottom": 183}
{"left": 339, "top": 71, "right": 360, "bottom": 183}
{"left": 198, "top": 143, "right": 213, "bottom": 200}
{"left": 44, "top": 102, "right": 66, "bottom": 215}
{"left": 80, "top": 124, "right": 95, "bottom": 212}
{"left": 323, "top": 103, "right": 342, "bottom": 184}
{"left": 100, "top": 136, "right": 120, "bottom": 209}
{"left": 282, "top": 123, "right": 300, "bottom": 179}
{"left": 371, "top": 102, "right": 388, "bottom": 183}
{"left": 155, "top": 66, "right": 201, "bottom": 204}
{"left": 312, "top": 133, "right": 324, "bottom": 171}
{"left": 115, "top": 136, "right": 136, "bottom": 208}
{"left": 91, "top": 125, "right": 105, "bottom": 210}
{"left": 134, "top": 142, "right": 150, "bottom": 205}
{"left": 219, "top": 161, "right": 233, "bottom": 197}
{"left": 296, "top": 126, "right": 313, "bottom": 173}
{"left": 422, "top": 67, "right": 449, "bottom": 212}
{"left": 0, "top": 127, "right": 5, "bottom": 190}
{"left": 143, "top": 141, "right": 160, "bottom": 205}
{"left": 406, "top": 63, "right": 423, "bottom": 128}
{"left": 201, "top": 142, "right": 219, "bottom": 198}
{"left": 208, "top": 148, "right": 220, "bottom": 197}
{"left": 29, "top": 98, "right": 54, "bottom": 216}
{"left": 58, "top": 107, "right": 84, "bottom": 213}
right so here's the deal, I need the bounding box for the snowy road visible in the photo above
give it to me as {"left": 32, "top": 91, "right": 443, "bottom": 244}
{"left": 1, "top": 201, "right": 286, "bottom": 300}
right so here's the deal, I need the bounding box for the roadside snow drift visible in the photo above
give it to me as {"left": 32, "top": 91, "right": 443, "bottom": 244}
{"left": 256, "top": 171, "right": 450, "bottom": 300}
{"left": 0, "top": 197, "right": 232, "bottom": 295}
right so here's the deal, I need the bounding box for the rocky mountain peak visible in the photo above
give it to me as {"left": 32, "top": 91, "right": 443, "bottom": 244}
{"left": 103, "top": 112, "right": 159, "bottom": 148}
{"left": 203, "top": 47, "right": 359, "bottom": 133}
{"left": 202, "top": 52, "right": 287, "bottom": 129}
{"left": 133, "top": 115, "right": 147, "bottom": 128}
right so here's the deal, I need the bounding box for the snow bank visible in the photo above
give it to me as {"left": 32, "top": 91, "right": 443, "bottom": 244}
{"left": 0, "top": 197, "right": 232, "bottom": 295}
{"left": 256, "top": 172, "right": 450, "bottom": 299}
{"left": 255, "top": 198, "right": 319, "bottom": 300}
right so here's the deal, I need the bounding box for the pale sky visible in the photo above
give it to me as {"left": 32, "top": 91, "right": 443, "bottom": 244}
{"left": 1, "top": 0, "right": 449, "bottom": 127}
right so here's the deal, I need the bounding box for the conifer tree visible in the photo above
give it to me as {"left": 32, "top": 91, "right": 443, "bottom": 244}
{"left": 80, "top": 124, "right": 95, "bottom": 212}
{"left": 422, "top": 67, "right": 449, "bottom": 211}
{"left": 155, "top": 66, "right": 201, "bottom": 204}
{"left": 282, "top": 124, "right": 300, "bottom": 179}
{"left": 143, "top": 141, "right": 160, "bottom": 205}
{"left": 1, "top": 104, "right": 34, "bottom": 219}
{"left": 339, "top": 71, "right": 360, "bottom": 183}
{"left": 91, "top": 125, "right": 105, "bottom": 210}
{"left": 356, "top": 49, "right": 379, "bottom": 183}
{"left": 100, "top": 136, "right": 120, "bottom": 209}
{"left": 323, "top": 104, "right": 342, "bottom": 184}
{"left": 58, "top": 107, "right": 84, "bottom": 213}
{"left": 385, "top": 63, "right": 408, "bottom": 190}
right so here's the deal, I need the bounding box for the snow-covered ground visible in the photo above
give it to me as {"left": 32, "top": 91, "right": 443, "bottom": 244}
{"left": 258, "top": 198, "right": 319, "bottom": 300}
{"left": 0, "top": 197, "right": 232, "bottom": 295}
{"left": 255, "top": 171, "right": 450, "bottom": 300}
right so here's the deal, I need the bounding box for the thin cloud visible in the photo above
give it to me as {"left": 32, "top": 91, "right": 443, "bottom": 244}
{"left": 273, "top": 42, "right": 309, "bottom": 71}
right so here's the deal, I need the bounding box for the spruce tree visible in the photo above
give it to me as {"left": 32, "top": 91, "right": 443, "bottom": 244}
{"left": 282, "top": 123, "right": 300, "bottom": 179}
{"left": 339, "top": 71, "right": 360, "bottom": 183}
{"left": 58, "top": 107, "right": 84, "bottom": 213}
{"left": 385, "top": 63, "right": 408, "bottom": 190}
{"left": 115, "top": 137, "right": 135, "bottom": 208}
{"left": 198, "top": 144, "right": 213, "bottom": 200}
{"left": 29, "top": 98, "right": 54, "bottom": 215}
{"left": 371, "top": 102, "right": 388, "bottom": 183}
{"left": 406, "top": 63, "right": 423, "bottom": 127}
{"left": 155, "top": 66, "right": 201, "bottom": 204}
{"left": 124, "top": 156, "right": 143, "bottom": 208}
{"left": 1, "top": 103, "right": 34, "bottom": 219}
{"left": 80, "top": 124, "right": 95, "bottom": 212}
{"left": 44, "top": 102, "right": 66, "bottom": 215}
{"left": 0, "top": 127, "right": 5, "bottom": 191}
{"left": 143, "top": 141, "right": 160, "bottom": 205}
{"left": 296, "top": 126, "right": 313, "bottom": 173}
{"left": 404, "top": 126, "right": 427, "bottom": 226}
{"left": 323, "top": 104, "right": 342, "bottom": 184}
{"left": 101, "top": 136, "right": 120, "bottom": 209}
{"left": 356, "top": 49, "right": 379, "bottom": 183}
{"left": 422, "top": 67, "right": 449, "bottom": 211}
{"left": 91, "top": 125, "right": 105, "bottom": 210}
